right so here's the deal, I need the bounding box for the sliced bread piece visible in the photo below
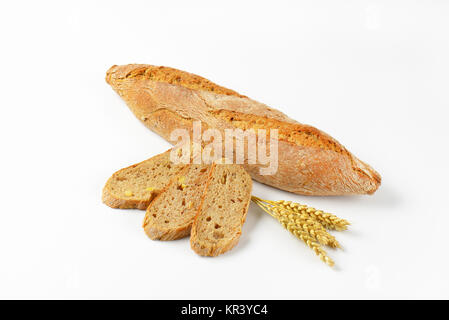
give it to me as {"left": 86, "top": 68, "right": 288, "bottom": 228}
{"left": 102, "top": 149, "right": 186, "bottom": 209}
{"left": 143, "top": 164, "right": 214, "bottom": 240}
{"left": 190, "top": 164, "right": 252, "bottom": 257}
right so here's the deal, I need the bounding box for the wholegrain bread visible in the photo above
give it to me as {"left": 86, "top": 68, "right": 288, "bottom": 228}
{"left": 104, "top": 148, "right": 252, "bottom": 254}
{"left": 106, "top": 64, "right": 381, "bottom": 196}
{"left": 102, "top": 149, "right": 185, "bottom": 209}
{"left": 143, "top": 164, "right": 213, "bottom": 240}
{"left": 191, "top": 164, "right": 252, "bottom": 256}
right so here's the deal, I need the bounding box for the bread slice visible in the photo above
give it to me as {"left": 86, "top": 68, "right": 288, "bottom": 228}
{"left": 190, "top": 164, "right": 252, "bottom": 257}
{"left": 102, "top": 149, "right": 186, "bottom": 209}
{"left": 143, "top": 164, "right": 214, "bottom": 240}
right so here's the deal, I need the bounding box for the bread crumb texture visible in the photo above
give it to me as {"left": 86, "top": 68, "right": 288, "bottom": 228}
{"left": 143, "top": 164, "right": 213, "bottom": 241}
{"left": 102, "top": 151, "right": 185, "bottom": 209}
{"left": 191, "top": 164, "right": 252, "bottom": 256}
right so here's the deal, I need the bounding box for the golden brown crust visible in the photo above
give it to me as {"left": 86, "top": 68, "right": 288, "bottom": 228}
{"left": 144, "top": 225, "right": 192, "bottom": 241}
{"left": 106, "top": 64, "right": 245, "bottom": 98}
{"left": 190, "top": 236, "right": 241, "bottom": 257}
{"left": 212, "top": 109, "right": 347, "bottom": 154}
{"left": 106, "top": 64, "right": 381, "bottom": 196}
{"left": 102, "top": 185, "right": 155, "bottom": 210}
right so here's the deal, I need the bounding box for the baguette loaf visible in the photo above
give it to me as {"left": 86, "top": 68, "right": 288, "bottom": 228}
{"left": 102, "top": 149, "right": 185, "bottom": 209}
{"left": 191, "top": 164, "right": 252, "bottom": 256}
{"left": 106, "top": 64, "right": 381, "bottom": 196}
{"left": 143, "top": 164, "right": 213, "bottom": 240}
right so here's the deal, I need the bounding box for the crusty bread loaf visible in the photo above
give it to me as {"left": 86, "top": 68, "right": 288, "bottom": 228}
{"left": 190, "top": 164, "right": 252, "bottom": 256}
{"left": 102, "top": 149, "right": 185, "bottom": 209}
{"left": 143, "top": 164, "right": 213, "bottom": 240}
{"left": 106, "top": 64, "right": 381, "bottom": 196}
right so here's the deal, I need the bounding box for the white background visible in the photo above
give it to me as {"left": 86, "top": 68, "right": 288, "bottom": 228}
{"left": 0, "top": 0, "right": 448, "bottom": 299}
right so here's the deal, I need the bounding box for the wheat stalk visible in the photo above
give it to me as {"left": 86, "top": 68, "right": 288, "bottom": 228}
{"left": 252, "top": 197, "right": 336, "bottom": 267}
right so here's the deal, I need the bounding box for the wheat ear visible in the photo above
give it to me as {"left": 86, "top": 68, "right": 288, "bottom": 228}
{"left": 254, "top": 198, "right": 340, "bottom": 248}
{"left": 252, "top": 197, "right": 335, "bottom": 267}
{"left": 260, "top": 198, "right": 350, "bottom": 231}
